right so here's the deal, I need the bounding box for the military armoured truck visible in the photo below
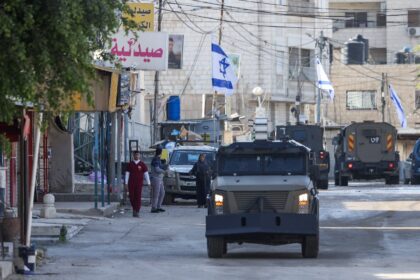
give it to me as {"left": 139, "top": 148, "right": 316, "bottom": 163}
{"left": 333, "top": 121, "right": 399, "bottom": 186}
{"left": 206, "top": 139, "right": 319, "bottom": 258}
{"left": 276, "top": 125, "right": 330, "bottom": 189}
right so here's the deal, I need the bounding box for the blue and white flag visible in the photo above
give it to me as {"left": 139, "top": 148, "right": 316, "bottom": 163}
{"left": 212, "top": 42, "right": 237, "bottom": 96}
{"left": 389, "top": 84, "right": 407, "bottom": 128}
{"left": 316, "top": 58, "right": 334, "bottom": 100}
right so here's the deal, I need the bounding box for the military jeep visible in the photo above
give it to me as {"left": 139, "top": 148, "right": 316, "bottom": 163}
{"left": 206, "top": 139, "right": 319, "bottom": 258}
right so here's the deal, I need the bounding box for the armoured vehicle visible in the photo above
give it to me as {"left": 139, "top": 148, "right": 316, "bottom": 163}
{"left": 206, "top": 139, "right": 319, "bottom": 258}
{"left": 276, "top": 125, "right": 330, "bottom": 189}
{"left": 163, "top": 145, "right": 217, "bottom": 203}
{"left": 333, "top": 121, "right": 399, "bottom": 186}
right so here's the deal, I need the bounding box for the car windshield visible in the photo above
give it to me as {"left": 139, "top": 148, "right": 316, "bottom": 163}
{"left": 218, "top": 153, "right": 306, "bottom": 175}
{"left": 170, "top": 150, "right": 215, "bottom": 166}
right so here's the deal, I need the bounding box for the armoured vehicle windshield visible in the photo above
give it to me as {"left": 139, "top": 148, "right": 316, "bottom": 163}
{"left": 218, "top": 153, "right": 306, "bottom": 176}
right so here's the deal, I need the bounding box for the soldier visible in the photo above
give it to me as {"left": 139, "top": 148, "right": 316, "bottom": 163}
{"left": 125, "top": 151, "right": 150, "bottom": 217}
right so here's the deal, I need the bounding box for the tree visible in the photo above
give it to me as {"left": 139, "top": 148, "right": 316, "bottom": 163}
{"left": 0, "top": 0, "right": 129, "bottom": 122}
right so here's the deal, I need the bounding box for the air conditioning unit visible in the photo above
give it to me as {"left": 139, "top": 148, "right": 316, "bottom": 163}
{"left": 406, "top": 27, "right": 420, "bottom": 37}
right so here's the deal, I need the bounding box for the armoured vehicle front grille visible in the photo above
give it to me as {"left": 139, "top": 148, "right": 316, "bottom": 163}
{"left": 233, "top": 191, "right": 289, "bottom": 211}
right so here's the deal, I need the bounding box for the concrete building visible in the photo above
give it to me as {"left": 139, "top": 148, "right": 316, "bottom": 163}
{"left": 326, "top": 0, "right": 420, "bottom": 160}
{"left": 141, "top": 0, "right": 332, "bottom": 140}
{"left": 330, "top": 0, "right": 420, "bottom": 64}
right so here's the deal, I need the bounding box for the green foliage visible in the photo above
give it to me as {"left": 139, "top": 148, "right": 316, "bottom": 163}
{"left": 0, "top": 134, "right": 12, "bottom": 157}
{"left": 0, "top": 0, "right": 130, "bottom": 122}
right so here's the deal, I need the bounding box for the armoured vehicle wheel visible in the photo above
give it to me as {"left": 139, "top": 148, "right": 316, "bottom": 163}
{"left": 385, "top": 176, "right": 399, "bottom": 185}
{"left": 339, "top": 175, "right": 348, "bottom": 186}
{"left": 302, "top": 235, "right": 319, "bottom": 258}
{"left": 207, "top": 237, "right": 225, "bottom": 258}
{"left": 411, "top": 177, "right": 420, "bottom": 185}
{"left": 163, "top": 193, "right": 174, "bottom": 205}
{"left": 317, "top": 180, "right": 329, "bottom": 190}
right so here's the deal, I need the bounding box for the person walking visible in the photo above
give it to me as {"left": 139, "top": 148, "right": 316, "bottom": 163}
{"left": 150, "top": 147, "right": 167, "bottom": 213}
{"left": 125, "top": 150, "right": 150, "bottom": 217}
{"left": 190, "top": 153, "right": 211, "bottom": 208}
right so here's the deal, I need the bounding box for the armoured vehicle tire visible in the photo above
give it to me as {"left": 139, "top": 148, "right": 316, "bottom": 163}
{"left": 317, "top": 180, "right": 329, "bottom": 190}
{"left": 163, "top": 194, "right": 174, "bottom": 205}
{"left": 334, "top": 174, "right": 339, "bottom": 186}
{"left": 385, "top": 176, "right": 399, "bottom": 185}
{"left": 411, "top": 177, "right": 420, "bottom": 185}
{"left": 339, "top": 175, "right": 348, "bottom": 186}
{"left": 207, "top": 237, "right": 225, "bottom": 258}
{"left": 302, "top": 235, "right": 319, "bottom": 258}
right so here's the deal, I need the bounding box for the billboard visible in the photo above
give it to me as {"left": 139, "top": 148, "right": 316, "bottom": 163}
{"left": 124, "top": 2, "right": 154, "bottom": 31}
{"left": 109, "top": 30, "right": 168, "bottom": 71}
{"left": 168, "top": 34, "right": 184, "bottom": 69}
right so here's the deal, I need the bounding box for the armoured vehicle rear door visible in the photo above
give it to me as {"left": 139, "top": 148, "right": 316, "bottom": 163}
{"left": 355, "top": 124, "right": 385, "bottom": 163}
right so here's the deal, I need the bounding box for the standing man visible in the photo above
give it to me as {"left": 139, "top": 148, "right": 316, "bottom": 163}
{"left": 190, "top": 153, "right": 211, "bottom": 208}
{"left": 125, "top": 150, "right": 150, "bottom": 217}
{"left": 150, "top": 147, "right": 167, "bottom": 213}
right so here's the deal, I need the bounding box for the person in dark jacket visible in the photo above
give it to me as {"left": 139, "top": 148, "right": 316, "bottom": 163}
{"left": 190, "top": 153, "right": 211, "bottom": 208}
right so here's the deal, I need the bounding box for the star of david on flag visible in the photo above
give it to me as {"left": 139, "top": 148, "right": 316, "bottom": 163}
{"left": 212, "top": 42, "right": 237, "bottom": 96}
{"left": 316, "top": 58, "right": 334, "bottom": 101}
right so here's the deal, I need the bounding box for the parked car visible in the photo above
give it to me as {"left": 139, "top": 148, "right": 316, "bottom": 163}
{"left": 163, "top": 145, "right": 217, "bottom": 204}
{"left": 404, "top": 139, "right": 420, "bottom": 185}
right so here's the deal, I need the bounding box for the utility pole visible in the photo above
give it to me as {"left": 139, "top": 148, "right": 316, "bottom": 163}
{"left": 212, "top": 0, "right": 225, "bottom": 145}
{"left": 296, "top": 16, "right": 303, "bottom": 125}
{"left": 381, "top": 72, "right": 386, "bottom": 122}
{"left": 316, "top": 31, "right": 327, "bottom": 124}
{"left": 153, "top": 0, "right": 163, "bottom": 144}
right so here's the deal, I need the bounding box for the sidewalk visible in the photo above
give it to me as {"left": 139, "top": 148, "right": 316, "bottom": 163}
{"left": 31, "top": 202, "right": 120, "bottom": 244}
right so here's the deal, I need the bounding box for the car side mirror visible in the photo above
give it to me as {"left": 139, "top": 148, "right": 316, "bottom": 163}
{"left": 409, "top": 153, "right": 413, "bottom": 159}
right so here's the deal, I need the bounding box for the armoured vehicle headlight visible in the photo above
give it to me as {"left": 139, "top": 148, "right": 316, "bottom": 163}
{"left": 298, "top": 193, "right": 309, "bottom": 214}
{"left": 299, "top": 193, "right": 308, "bottom": 205}
{"left": 215, "top": 194, "right": 224, "bottom": 214}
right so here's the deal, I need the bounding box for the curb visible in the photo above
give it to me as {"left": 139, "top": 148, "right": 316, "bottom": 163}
{"left": 0, "top": 261, "right": 13, "bottom": 280}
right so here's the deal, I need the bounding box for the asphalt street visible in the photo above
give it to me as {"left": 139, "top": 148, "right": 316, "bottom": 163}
{"left": 9, "top": 183, "right": 420, "bottom": 280}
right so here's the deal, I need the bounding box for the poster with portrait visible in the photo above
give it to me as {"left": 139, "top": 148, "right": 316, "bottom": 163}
{"left": 168, "top": 34, "right": 184, "bottom": 69}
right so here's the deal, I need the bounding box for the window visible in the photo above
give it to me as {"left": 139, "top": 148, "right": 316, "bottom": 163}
{"left": 345, "top": 12, "right": 368, "bottom": 28}
{"left": 370, "top": 48, "right": 387, "bottom": 64}
{"left": 408, "top": 10, "right": 420, "bottom": 27}
{"left": 346, "top": 91, "right": 377, "bottom": 110}
{"left": 218, "top": 154, "right": 306, "bottom": 176}
{"left": 416, "top": 90, "right": 420, "bottom": 109}
{"left": 289, "top": 48, "right": 311, "bottom": 68}
{"left": 376, "top": 13, "right": 386, "bottom": 27}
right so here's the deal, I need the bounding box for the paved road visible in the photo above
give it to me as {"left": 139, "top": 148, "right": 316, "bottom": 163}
{"left": 9, "top": 183, "right": 420, "bottom": 280}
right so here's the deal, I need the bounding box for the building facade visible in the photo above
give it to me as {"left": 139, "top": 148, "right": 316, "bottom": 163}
{"left": 327, "top": 0, "right": 420, "bottom": 159}
{"left": 139, "top": 0, "right": 332, "bottom": 139}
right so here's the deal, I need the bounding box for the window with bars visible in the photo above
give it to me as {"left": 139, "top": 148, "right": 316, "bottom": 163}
{"left": 345, "top": 12, "right": 368, "bottom": 28}
{"left": 408, "top": 10, "right": 420, "bottom": 27}
{"left": 346, "top": 91, "right": 377, "bottom": 110}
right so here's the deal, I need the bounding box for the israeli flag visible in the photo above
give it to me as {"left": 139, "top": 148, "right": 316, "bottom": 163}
{"left": 212, "top": 42, "right": 237, "bottom": 96}
{"left": 389, "top": 84, "right": 407, "bottom": 128}
{"left": 316, "top": 58, "right": 334, "bottom": 100}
